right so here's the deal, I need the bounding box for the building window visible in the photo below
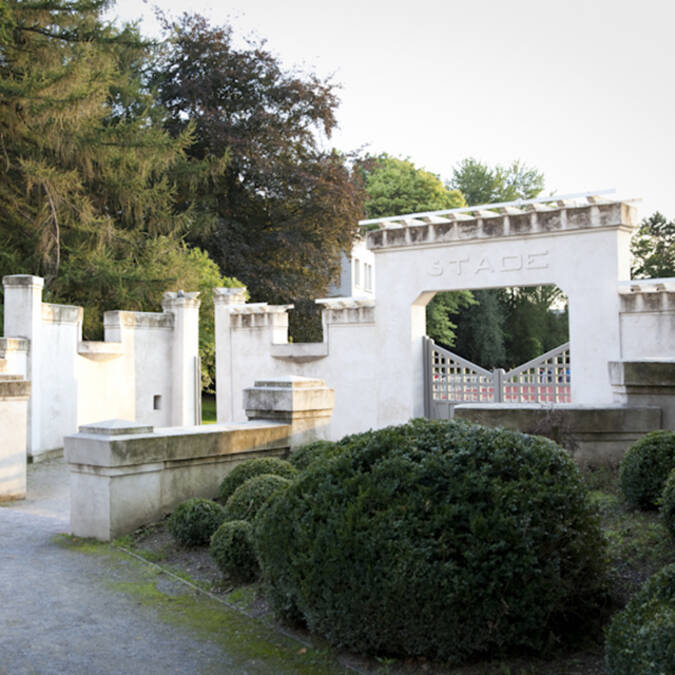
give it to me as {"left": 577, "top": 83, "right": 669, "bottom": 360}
{"left": 354, "top": 258, "right": 361, "bottom": 287}
{"left": 364, "top": 263, "right": 372, "bottom": 291}
{"left": 153, "top": 395, "right": 162, "bottom": 410}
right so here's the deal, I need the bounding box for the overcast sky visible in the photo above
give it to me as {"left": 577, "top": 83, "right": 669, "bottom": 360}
{"left": 109, "top": 0, "right": 675, "bottom": 221}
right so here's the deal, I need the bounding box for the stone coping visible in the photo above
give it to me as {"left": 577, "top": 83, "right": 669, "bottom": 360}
{"left": 2, "top": 274, "right": 44, "bottom": 288}
{"left": 0, "top": 337, "right": 29, "bottom": 352}
{"left": 65, "top": 420, "right": 292, "bottom": 468}
{"left": 0, "top": 378, "right": 31, "bottom": 399}
{"left": 271, "top": 343, "right": 329, "bottom": 362}
{"left": 77, "top": 341, "right": 124, "bottom": 362}
{"left": 454, "top": 403, "right": 661, "bottom": 433}
{"left": 104, "top": 310, "right": 174, "bottom": 329}
{"left": 161, "top": 291, "right": 201, "bottom": 310}
{"left": 366, "top": 202, "right": 634, "bottom": 251}
{"left": 609, "top": 360, "right": 675, "bottom": 387}
{"left": 42, "top": 303, "right": 82, "bottom": 325}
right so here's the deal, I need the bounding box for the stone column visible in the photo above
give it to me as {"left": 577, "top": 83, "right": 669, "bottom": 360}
{"left": 2, "top": 275, "right": 44, "bottom": 456}
{"left": 162, "top": 291, "right": 201, "bottom": 426}
{"left": 0, "top": 375, "right": 31, "bottom": 500}
{"left": 213, "top": 287, "right": 248, "bottom": 423}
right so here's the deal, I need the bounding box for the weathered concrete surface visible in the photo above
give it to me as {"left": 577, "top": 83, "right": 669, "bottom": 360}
{"left": 0, "top": 459, "right": 346, "bottom": 675}
{"left": 454, "top": 403, "right": 662, "bottom": 466}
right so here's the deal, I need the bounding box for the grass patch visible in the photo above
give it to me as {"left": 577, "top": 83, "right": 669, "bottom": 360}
{"left": 202, "top": 393, "right": 217, "bottom": 424}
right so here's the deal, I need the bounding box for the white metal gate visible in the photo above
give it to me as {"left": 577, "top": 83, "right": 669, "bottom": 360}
{"left": 423, "top": 337, "right": 571, "bottom": 419}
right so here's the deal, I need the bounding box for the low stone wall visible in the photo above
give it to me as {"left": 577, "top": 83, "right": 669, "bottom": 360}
{"left": 453, "top": 403, "right": 661, "bottom": 466}
{"left": 65, "top": 377, "right": 334, "bottom": 540}
{"left": 0, "top": 375, "right": 30, "bottom": 500}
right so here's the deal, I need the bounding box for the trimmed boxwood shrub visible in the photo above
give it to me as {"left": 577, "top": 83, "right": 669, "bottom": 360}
{"left": 218, "top": 457, "right": 297, "bottom": 503}
{"left": 210, "top": 520, "right": 259, "bottom": 582}
{"left": 661, "top": 468, "right": 675, "bottom": 538}
{"left": 605, "top": 563, "right": 675, "bottom": 674}
{"left": 288, "top": 440, "right": 336, "bottom": 471}
{"left": 255, "top": 418, "right": 608, "bottom": 663}
{"left": 224, "top": 474, "right": 291, "bottom": 523}
{"left": 167, "top": 497, "right": 226, "bottom": 547}
{"left": 619, "top": 430, "right": 675, "bottom": 509}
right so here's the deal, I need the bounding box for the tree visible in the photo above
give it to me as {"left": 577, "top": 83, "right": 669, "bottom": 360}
{"left": 358, "top": 154, "right": 465, "bottom": 218}
{"left": 0, "top": 0, "right": 236, "bottom": 387}
{"left": 448, "top": 157, "right": 544, "bottom": 206}
{"left": 150, "top": 13, "right": 364, "bottom": 306}
{"left": 631, "top": 212, "right": 675, "bottom": 279}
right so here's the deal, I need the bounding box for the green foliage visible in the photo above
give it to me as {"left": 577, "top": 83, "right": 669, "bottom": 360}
{"left": 448, "top": 157, "right": 544, "bottom": 206}
{"left": 605, "top": 563, "right": 675, "bottom": 674}
{"left": 151, "top": 13, "right": 364, "bottom": 305}
{"left": 288, "top": 441, "right": 337, "bottom": 472}
{"left": 255, "top": 419, "right": 608, "bottom": 662}
{"left": 631, "top": 211, "right": 675, "bottom": 279}
{"left": 425, "top": 290, "right": 476, "bottom": 348}
{"left": 167, "top": 498, "right": 226, "bottom": 547}
{"left": 224, "top": 474, "right": 291, "bottom": 523}
{"left": 661, "top": 469, "right": 675, "bottom": 538}
{"left": 210, "top": 520, "right": 259, "bottom": 582}
{"left": 288, "top": 299, "right": 323, "bottom": 343}
{"left": 619, "top": 431, "right": 675, "bottom": 510}
{"left": 359, "top": 154, "right": 465, "bottom": 218}
{"left": 0, "top": 0, "right": 239, "bottom": 388}
{"left": 218, "top": 458, "right": 297, "bottom": 504}
{"left": 452, "top": 289, "right": 507, "bottom": 368}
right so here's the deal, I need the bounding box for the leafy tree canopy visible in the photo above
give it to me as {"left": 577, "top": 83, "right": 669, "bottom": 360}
{"left": 151, "top": 13, "right": 364, "bottom": 305}
{"left": 448, "top": 157, "right": 544, "bottom": 206}
{"left": 0, "top": 0, "right": 238, "bottom": 388}
{"left": 358, "top": 154, "right": 465, "bottom": 219}
{"left": 631, "top": 211, "right": 675, "bottom": 279}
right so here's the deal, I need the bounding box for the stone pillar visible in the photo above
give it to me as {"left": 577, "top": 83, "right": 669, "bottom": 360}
{"left": 610, "top": 360, "right": 675, "bottom": 430}
{"left": 243, "top": 376, "right": 335, "bottom": 448}
{"left": 0, "top": 375, "right": 31, "bottom": 500}
{"left": 2, "top": 275, "right": 44, "bottom": 456}
{"left": 162, "top": 291, "right": 201, "bottom": 426}
{"left": 213, "top": 287, "right": 248, "bottom": 423}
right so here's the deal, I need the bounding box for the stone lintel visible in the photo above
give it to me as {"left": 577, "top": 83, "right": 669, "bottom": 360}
{"left": 366, "top": 201, "right": 635, "bottom": 251}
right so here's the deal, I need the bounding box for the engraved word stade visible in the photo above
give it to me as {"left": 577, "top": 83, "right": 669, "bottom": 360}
{"left": 428, "top": 251, "right": 549, "bottom": 276}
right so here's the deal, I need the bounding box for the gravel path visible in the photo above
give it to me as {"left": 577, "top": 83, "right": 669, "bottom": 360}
{"left": 0, "top": 459, "right": 344, "bottom": 675}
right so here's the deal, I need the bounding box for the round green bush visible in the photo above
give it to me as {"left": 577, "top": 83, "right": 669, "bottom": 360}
{"left": 218, "top": 457, "right": 297, "bottom": 503}
{"left": 210, "top": 520, "right": 259, "bottom": 582}
{"left": 605, "top": 563, "right": 675, "bottom": 674}
{"left": 167, "top": 497, "right": 226, "bottom": 547}
{"left": 288, "top": 440, "right": 336, "bottom": 471}
{"left": 619, "top": 430, "right": 675, "bottom": 510}
{"left": 661, "top": 468, "right": 675, "bottom": 538}
{"left": 224, "top": 474, "right": 291, "bottom": 522}
{"left": 255, "top": 418, "right": 608, "bottom": 662}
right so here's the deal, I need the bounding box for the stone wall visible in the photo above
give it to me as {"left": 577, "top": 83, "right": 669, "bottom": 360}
{"left": 214, "top": 290, "right": 377, "bottom": 440}
{"left": 0, "top": 375, "right": 30, "bottom": 500}
{"left": 2, "top": 275, "right": 200, "bottom": 460}
{"left": 65, "top": 376, "right": 334, "bottom": 540}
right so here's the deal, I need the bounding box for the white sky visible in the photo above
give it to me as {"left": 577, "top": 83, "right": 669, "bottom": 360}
{"left": 108, "top": 0, "right": 675, "bottom": 220}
